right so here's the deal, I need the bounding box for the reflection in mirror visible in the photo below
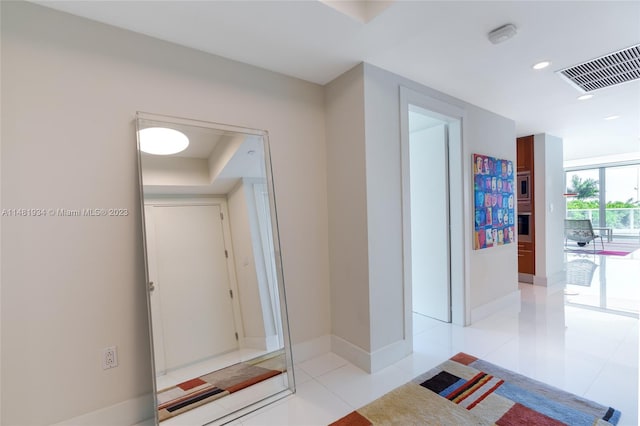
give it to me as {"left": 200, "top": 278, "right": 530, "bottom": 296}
{"left": 136, "top": 112, "right": 294, "bottom": 425}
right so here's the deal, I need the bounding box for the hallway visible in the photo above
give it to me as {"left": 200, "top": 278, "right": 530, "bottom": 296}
{"left": 238, "top": 252, "right": 639, "bottom": 425}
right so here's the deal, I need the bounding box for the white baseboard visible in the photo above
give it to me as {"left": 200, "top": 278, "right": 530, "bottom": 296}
{"left": 291, "top": 334, "right": 331, "bottom": 364}
{"left": 470, "top": 289, "right": 521, "bottom": 323}
{"left": 533, "top": 270, "right": 566, "bottom": 289}
{"left": 370, "top": 338, "right": 411, "bottom": 373}
{"left": 331, "top": 334, "right": 371, "bottom": 372}
{"left": 52, "top": 393, "right": 154, "bottom": 426}
{"left": 331, "top": 334, "right": 411, "bottom": 373}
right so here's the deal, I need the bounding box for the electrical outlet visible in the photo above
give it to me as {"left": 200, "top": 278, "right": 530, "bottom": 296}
{"left": 102, "top": 346, "right": 118, "bottom": 370}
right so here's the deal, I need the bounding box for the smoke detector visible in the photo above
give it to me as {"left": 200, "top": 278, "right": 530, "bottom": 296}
{"left": 488, "top": 24, "right": 518, "bottom": 44}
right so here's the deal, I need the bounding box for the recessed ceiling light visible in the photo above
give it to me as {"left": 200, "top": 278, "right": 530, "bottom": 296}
{"left": 532, "top": 61, "right": 551, "bottom": 70}
{"left": 604, "top": 115, "right": 620, "bottom": 121}
{"left": 139, "top": 127, "right": 189, "bottom": 155}
{"left": 577, "top": 94, "right": 593, "bottom": 101}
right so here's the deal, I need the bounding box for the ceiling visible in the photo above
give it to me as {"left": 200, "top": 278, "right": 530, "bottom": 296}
{"left": 32, "top": 0, "right": 640, "bottom": 163}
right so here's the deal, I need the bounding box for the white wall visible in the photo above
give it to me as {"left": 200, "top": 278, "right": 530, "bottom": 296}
{"left": 464, "top": 107, "right": 519, "bottom": 310}
{"left": 1, "top": 2, "right": 329, "bottom": 424}
{"left": 325, "top": 63, "right": 518, "bottom": 371}
{"left": 534, "top": 133, "right": 566, "bottom": 287}
{"left": 362, "top": 63, "right": 518, "bottom": 347}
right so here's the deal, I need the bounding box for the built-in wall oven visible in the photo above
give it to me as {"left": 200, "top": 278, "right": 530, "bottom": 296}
{"left": 517, "top": 172, "right": 531, "bottom": 203}
{"left": 517, "top": 171, "right": 532, "bottom": 242}
{"left": 517, "top": 212, "right": 532, "bottom": 242}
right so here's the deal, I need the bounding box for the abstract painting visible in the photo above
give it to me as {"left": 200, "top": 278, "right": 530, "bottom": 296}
{"left": 473, "top": 153, "right": 515, "bottom": 250}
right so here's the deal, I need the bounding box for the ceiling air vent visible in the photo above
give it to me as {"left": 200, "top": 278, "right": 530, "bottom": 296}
{"left": 557, "top": 44, "right": 640, "bottom": 92}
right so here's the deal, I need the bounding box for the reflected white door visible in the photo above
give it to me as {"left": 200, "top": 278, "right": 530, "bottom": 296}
{"left": 148, "top": 204, "right": 238, "bottom": 372}
{"left": 410, "top": 121, "right": 451, "bottom": 322}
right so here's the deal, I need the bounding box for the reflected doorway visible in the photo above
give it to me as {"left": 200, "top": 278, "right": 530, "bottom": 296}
{"left": 144, "top": 201, "right": 239, "bottom": 376}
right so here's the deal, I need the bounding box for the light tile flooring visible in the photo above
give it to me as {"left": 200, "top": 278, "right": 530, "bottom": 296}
{"left": 147, "top": 249, "right": 639, "bottom": 426}
{"left": 236, "top": 253, "right": 639, "bottom": 425}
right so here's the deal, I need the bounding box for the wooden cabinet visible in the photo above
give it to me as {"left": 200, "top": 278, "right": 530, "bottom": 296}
{"left": 517, "top": 241, "right": 535, "bottom": 275}
{"left": 516, "top": 136, "right": 535, "bottom": 276}
{"left": 517, "top": 135, "right": 534, "bottom": 172}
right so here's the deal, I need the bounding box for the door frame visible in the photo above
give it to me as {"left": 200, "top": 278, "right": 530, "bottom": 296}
{"left": 400, "top": 87, "right": 470, "bottom": 347}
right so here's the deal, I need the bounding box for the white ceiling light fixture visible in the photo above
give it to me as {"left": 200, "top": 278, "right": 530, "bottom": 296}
{"left": 604, "top": 115, "right": 620, "bottom": 120}
{"left": 487, "top": 23, "right": 517, "bottom": 44}
{"left": 532, "top": 61, "right": 551, "bottom": 70}
{"left": 577, "top": 94, "right": 593, "bottom": 100}
{"left": 139, "top": 127, "right": 189, "bottom": 155}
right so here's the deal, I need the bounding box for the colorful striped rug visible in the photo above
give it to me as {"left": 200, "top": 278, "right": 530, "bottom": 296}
{"left": 157, "top": 353, "right": 285, "bottom": 421}
{"left": 331, "top": 352, "right": 621, "bottom": 425}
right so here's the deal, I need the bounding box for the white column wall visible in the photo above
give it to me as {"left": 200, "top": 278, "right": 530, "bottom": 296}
{"left": 534, "top": 133, "right": 566, "bottom": 287}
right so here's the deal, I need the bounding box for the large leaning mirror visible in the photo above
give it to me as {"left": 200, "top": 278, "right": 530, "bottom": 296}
{"left": 136, "top": 112, "right": 295, "bottom": 425}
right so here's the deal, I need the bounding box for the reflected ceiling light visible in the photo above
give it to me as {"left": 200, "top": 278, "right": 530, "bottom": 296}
{"left": 139, "top": 127, "right": 189, "bottom": 155}
{"left": 604, "top": 115, "right": 620, "bottom": 120}
{"left": 577, "top": 94, "right": 593, "bottom": 101}
{"left": 532, "top": 61, "right": 551, "bottom": 70}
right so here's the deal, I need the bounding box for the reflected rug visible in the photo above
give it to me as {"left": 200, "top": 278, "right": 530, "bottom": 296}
{"left": 565, "top": 249, "right": 630, "bottom": 256}
{"left": 330, "top": 353, "right": 621, "bottom": 425}
{"left": 158, "top": 353, "right": 285, "bottom": 421}
{"left": 565, "top": 239, "right": 640, "bottom": 257}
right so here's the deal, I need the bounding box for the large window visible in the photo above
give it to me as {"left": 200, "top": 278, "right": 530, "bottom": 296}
{"left": 566, "top": 168, "right": 600, "bottom": 224}
{"left": 566, "top": 163, "right": 640, "bottom": 238}
{"left": 605, "top": 165, "right": 640, "bottom": 236}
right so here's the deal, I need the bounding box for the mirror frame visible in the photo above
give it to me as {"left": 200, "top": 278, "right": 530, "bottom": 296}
{"left": 135, "top": 111, "right": 295, "bottom": 425}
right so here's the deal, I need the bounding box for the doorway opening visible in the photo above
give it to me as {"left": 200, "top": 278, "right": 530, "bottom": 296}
{"left": 400, "top": 87, "right": 468, "bottom": 350}
{"left": 408, "top": 111, "right": 451, "bottom": 323}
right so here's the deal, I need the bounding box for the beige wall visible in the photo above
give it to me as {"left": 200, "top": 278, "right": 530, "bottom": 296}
{"left": 2, "top": 1, "right": 526, "bottom": 423}
{"left": 0, "top": 2, "right": 329, "bottom": 424}
{"left": 324, "top": 64, "right": 371, "bottom": 352}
